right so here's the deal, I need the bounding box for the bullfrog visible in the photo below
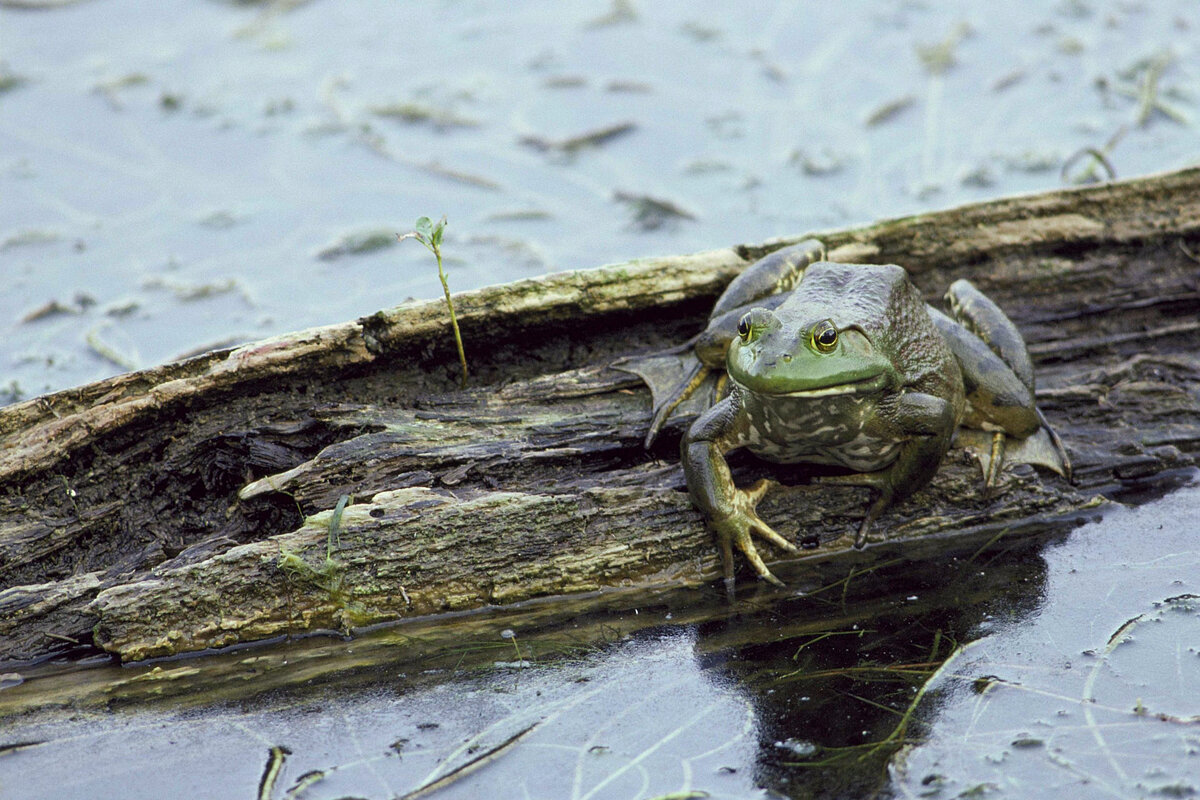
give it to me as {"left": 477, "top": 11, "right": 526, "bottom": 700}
{"left": 630, "top": 240, "right": 1071, "bottom": 589}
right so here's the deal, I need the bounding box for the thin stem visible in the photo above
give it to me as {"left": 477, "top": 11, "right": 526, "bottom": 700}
{"left": 434, "top": 245, "right": 469, "bottom": 388}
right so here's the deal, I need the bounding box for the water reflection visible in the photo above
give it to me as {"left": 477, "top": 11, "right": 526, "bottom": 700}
{"left": 2, "top": 531, "right": 1059, "bottom": 799}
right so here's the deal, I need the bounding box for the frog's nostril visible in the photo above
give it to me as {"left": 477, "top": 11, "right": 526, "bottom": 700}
{"left": 782, "top": 354, "right": 792, "bottom": 362}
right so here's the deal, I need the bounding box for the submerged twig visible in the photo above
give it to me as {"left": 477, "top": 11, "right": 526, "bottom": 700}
{"left": 257, "top": 745, "right": 291, "bottom": 800}
{"left": 398, "top": 723, "right": 538, "bottom": 800}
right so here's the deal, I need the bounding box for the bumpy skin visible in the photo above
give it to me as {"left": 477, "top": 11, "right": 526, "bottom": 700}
{"left": 657, "top": 240, "right": 1069, "bottom": 590}
{"left": 682, "top": 257, "right": 966, "bottom": 588}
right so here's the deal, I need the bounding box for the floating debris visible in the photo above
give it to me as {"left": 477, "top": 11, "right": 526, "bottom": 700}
{"left": 585, "top": 0, "right": 636, "bottom": 29}
{"left": 369, "top": 101, "right": 480, "bottom": 131}
{"left": 679, "top": 21, "right": 721, "bottom": 42}
{"left": 1000, "top": 149, "right": 1062, "bottom": 173}
{"left": 613, "top": 191, "right": 696, "bottom": 231}
{"left": 466, "top": 234, "right": 548, "bottom": 269}
{"left": 604, "top": 79, "right": 652, "bottom": 93}
{"left": 142, "top": 275, "right": 251, "bottom": 302}
{"left": 20, "top": 300, "right": 77, "bottom": 324}
{"left": 85, "top": 326, "right": 139, "bottom": 371}
{"left": 263, "top": 97, "right": 295, "bottom": 116}
{"left": 0, "top": 381, "right": 21, "bottom": 405}
{"left": 414, "top": 160, "right": 501, "bottom": 191}
{"left": 0, "top": 63, "right": 26, "bottom": 94}
{"left": 542, "top": 75, "right": 587, "bottom": 89}
{"left": 103, "top": 299, "right": 141, "bottom": 318}
{"left": 750, "top": 48, "right": 788, "bottom": 83}
{"left": 864, "top": 95, "right": 916, "bottom": 127}
{"left": 484, "top": 208, "right": 553, "bottom": 222}
{"left": 960, "top": 164, "right": 996, "bottom": 188}
{"left": 1115, "top": 51, "right": 1188, "bottom": 127}
{"left": 915, "top": 22, "right": 972, "bottom": 75}
{"left": 1062, "top": 145, "right": 1116, "bottom": 184}
{"left": 1056, "top": 0, "right": 1092, "bottom": 19}
{"left": 682, "top": 158, "right": 733, "bottom": 175}
{"left": 315, "top": 228, "right": 397, "bottom": 261}
{"left": 197, "top": 209, "right": 244, "bottom": 229}
{"left": 1057, "top": 36, "right": 1085, "bottom": 55}
{"left": 789, "top": 148, "right": 848, "bottom": 177}
{"left": 705, "top": 111, "right": 744, "bottom": 139}
{"left": 992, "top": 69, "right": 1026, "bottom": 92}
{"left": 2, "top": 228, "right": 61, "bottom": 250}
{"left": 92, "top": 72, "right": 149, "bottom": 109}
{"left": 519, "top": 121, "right": 636, "bottom": 155}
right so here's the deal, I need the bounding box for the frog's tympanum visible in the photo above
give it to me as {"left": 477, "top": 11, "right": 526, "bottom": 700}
{"left": 632, "top": 240, "right": 1071, "bottom": 589}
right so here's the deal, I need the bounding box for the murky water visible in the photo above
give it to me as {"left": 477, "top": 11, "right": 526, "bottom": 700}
{"left": 2, "top": 2, "right": 1199, "bottom": 798}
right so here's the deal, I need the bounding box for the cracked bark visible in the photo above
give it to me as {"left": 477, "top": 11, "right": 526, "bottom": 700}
{"left": 1, "top": 167, "right": 1198, "bottom": 663}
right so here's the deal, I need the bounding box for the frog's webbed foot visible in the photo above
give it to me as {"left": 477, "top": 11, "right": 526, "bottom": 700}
{"left": 955, "top": 417, "right": 1072, "bottom": 488}
{"left": 711, "top": 479, "right": 797, "bottom": 590}
{"left": 613, "top": 349, "right": 718, "bottom": 448}
{"left": 1037, "top": 407, "right": 1073, "bottom": 483}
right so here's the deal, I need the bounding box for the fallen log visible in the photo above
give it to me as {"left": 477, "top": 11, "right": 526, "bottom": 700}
{"left": 2, "top": 167, "right": 1198, "bottom": 663}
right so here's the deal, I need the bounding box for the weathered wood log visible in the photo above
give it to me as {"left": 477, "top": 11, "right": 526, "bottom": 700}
{"left": 2, "top": 167, "right": 1198, "bottom": 663}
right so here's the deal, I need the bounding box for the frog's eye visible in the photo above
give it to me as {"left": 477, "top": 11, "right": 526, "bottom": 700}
{"left": 737, "top": 315, "right": 752, "bottom": 341}
{"left": 812, "top": 320, "right": 838, "bottom": 353}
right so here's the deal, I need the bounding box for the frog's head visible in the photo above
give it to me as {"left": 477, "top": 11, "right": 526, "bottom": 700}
{"left": 726, "top": 305, "right": 898, "bottom": 397}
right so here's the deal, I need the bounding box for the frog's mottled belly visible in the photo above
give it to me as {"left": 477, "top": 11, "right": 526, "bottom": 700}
{"left": 736, "top": 387, "right": 902, "bottom": 472}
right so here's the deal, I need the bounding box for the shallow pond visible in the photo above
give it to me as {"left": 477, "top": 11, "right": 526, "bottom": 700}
{"left": 2, "top": 1, "right": 1199, "bottom": 798}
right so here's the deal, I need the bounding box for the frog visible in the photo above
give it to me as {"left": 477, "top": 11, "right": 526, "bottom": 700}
{"left": 627, "top": 239, "right": 1071, "bottom": 590}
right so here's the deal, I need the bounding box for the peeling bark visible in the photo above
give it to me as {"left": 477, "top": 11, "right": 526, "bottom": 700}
{"left": 2, "top": 168, "right": 1199, "bottom": 663}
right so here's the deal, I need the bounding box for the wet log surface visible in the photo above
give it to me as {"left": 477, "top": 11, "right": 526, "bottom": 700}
{"left": 2, "top": 167, "right": 1199, "bottom": 664}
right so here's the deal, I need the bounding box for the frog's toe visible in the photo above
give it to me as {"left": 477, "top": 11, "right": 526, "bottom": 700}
{"left": 985, "top": 430, "right": 1005, "bottom": 491}
{"left": 713, "top": 505, "right": 793, "bottom": 587}
{"left": 1037, "top": 408, "right": 1073, "bottom": 483}
{"left": 733, "top": 530, "right": 786, "bottom": 587}
{"left": 852, "top": 490, "right": 893, "bottom": 549}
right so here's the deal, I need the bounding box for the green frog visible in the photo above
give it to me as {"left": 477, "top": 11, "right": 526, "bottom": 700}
{"left": 632, "top": 240, "right": 1071, "bottom": 589}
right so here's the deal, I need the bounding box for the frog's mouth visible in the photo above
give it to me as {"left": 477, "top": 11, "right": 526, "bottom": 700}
{"left": 736, "top": 371, "right": 891, "bottom": 397}
{"left": 779, "top": 371, "right": 890, "bottom": 397}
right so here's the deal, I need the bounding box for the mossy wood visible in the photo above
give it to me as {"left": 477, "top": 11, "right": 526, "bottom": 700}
{"left": 2, "top": 168, "right": 1199, "bottom": 664}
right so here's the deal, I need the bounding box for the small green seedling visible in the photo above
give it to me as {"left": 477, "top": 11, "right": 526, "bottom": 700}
{"left": 398, "top": 215, "right": 468, "bottom": 388}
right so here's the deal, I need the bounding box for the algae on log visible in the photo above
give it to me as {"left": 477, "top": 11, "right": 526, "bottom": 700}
{"left": 2, "top": 168, "right": 1200, "bottom": 663}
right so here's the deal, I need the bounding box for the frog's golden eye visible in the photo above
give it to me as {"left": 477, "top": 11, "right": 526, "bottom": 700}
{"left": 737, "top": 315, "right": 752, "bottom": 341}
{"left": 812, "top": 319, "right": 838, "bottom": 353}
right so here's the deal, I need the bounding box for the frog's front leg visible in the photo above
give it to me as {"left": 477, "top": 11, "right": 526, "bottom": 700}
{"left": 682, "top": 396, "right": 798, "bottom": 590}
{"left": 818, "top": 391, "right": 958, "bottom": 548}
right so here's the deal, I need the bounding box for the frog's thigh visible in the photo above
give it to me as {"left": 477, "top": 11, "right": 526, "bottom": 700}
{"left": 710, "top": 239, "right": 826, "bottom": 318}
{"left": 929, "top": 307, "right": 1040, "bottom": 438}
{"left": 945, "top": 279, "right": 1034, "bottom": 390}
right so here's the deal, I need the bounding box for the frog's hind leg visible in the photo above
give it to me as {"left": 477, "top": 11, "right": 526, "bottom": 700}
{"left": 944, "top": 279, "right": 1072, "bottom": 480}
{"left": 711, "top": 239, "right": 826, "bottom": 318}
